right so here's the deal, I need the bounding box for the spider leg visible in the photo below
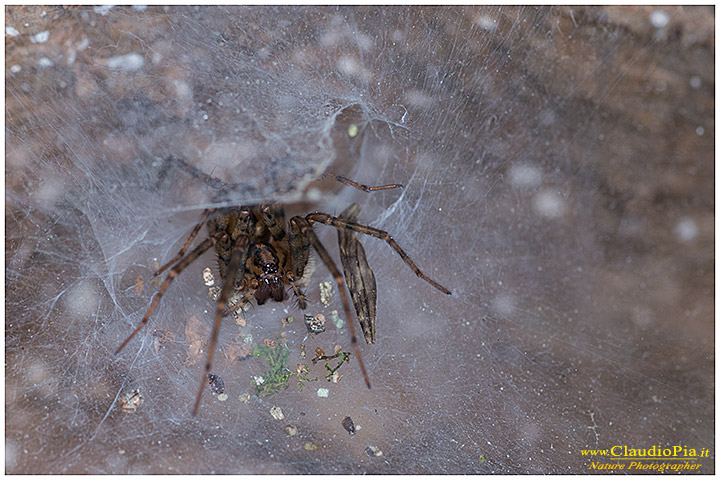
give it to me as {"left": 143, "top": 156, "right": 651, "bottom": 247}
{"left": 160, "top": 155, "right": 261, "bottom": 200}
{"left": 286, "top": 272, "right": 307, "bottom": 309}
{"left": 155, "top": 209, "right": 212, "bottom": 276}
{"left": 161, "top": 156, "right": 231, "bottom": 192}
{"left": 305, "top": 213, "right": 452, "bottom": 295}
{"left": 290, "top": 217, "right": 371, "bottom": 389}
{"left": 323, "top": 172, "right": 403, "bottom": 192}
{"left": 222, "top": 280, "right": 257, "bottom": 317}
{"left": 116, "top": 231, "right": 227, "bottom": 355}
{"left": 193, "top": 236, "right": 249, "bottom": 415}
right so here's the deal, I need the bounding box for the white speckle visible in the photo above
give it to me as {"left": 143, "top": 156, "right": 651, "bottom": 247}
{"left": 10, "top": 65, "right": 21, "bottom": 73}
{"left": 649, "top": 10, "right": 669, "bottom": 29}
{"left": 63, "top": 280, "right": 100, "bottom": 318}
{"left": 76, "top": 37, "right": 89, "bottom": 51}
{"left": 354, "top": 32, "right": 374, "bottom": 52}
{"left": 37, "top": 57, "right": 54, "bottom": 68}
{"left": 34, "top": 175, "right": 66, "bottom": 207}
{"left": 337, "top": 55, "right": 367, "bottom": 80}
{"left": 492, "top": 294, "right": 516, "bottom": 316}
{"left": 674, "top": 217, "right": 699, "bottom": 242}
{"left": 508, "top": 163, "right": 542, "bottom": 188}
{"left": 203, "top": 114, "right": 209, "bottom": 120}
{"left": 403, "top": 89, "right": 434, "bottom": 109}
{"left": 6, "top": 439, "right": 17, "bottom": 471}
{"left": 6, "top": 26, "right": 19, "bottom": 37}
{"left": 253, "top": 375, "right": 264, "bottom": 385}
{"left": 533, "top": 190, "right": 566, "bottom": 218}
{"left": 93, "top": 5, "right": 114, "bottom": 16}
{"left": 631, "top": 305, "right": 654, "bottom": 328}
{"left": 106, "top": 52, "right": 144, "bottom": 72}
{"left": 689, "top": 76, "right": 702, "bottom": 89}
{"left": 317, "top": 388, "right": 330, "bottom": 398}
{"left": 473, "top": 14, "right": 497, "bottom": 32}
{"left": 695, "top": 126, "right": 704, "bottom": 136}
{"left": 132, "top": 5, "right": 147, "bottom": 11}
{"left": 305, "top": 188, "right": 322, "bottom": 202}
{"left": 31, "top": 30, "right": 49, "bottom": 44}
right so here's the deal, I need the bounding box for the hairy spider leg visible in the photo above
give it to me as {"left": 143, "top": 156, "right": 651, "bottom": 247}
{"left": 323, "top": 172, "right": 404, "bottom": 192}
{"left": 154, "top": 209, "right": 212, "bottom": 276}
{"left": 285, "top": 272, "right": 307, "bottom": 309}
{"left": 161, "top": 156, "right": 230, "bottom": 192}
{"left": 222, "top": 280, "right": 258, "bottom": 317}
{"left": 193, "top": 236, "right": 248, "bottom": 415}
{"left": 305, "top": 213, "right": 452, "bottom": 295}
{"left": 116, "top": 231, "right": 228, "bottom": 355}
{"left": 290, "top": 217, "right": 372, "bottom": 389}
{"left": 258, "top": 204, "right": 288, "bottom": 241}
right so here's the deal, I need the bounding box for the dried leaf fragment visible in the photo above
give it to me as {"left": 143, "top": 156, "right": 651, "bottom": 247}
{"left": 304, "top": 314, "right": 326, "bottom": 335}
{"left": 151, "top": 329, "right": 174, "bottom": 353}
{"left": 134, "top": 276, "right": 144, "bottom": 296}
{"left": 269, "top": 406, "right": 285, "bottom": 420}
{"left": 184, "top": 315, "right": 209, "bottom": 367}
{"left": 225, "top": 343, "right": 253, "bottom": 363}
{"left": 234, "top": 313, "right": 247, "bottom": 327}
{"left": 202, "top": 267, "right": 215, "bottom": 286}
{"left": 319, "top": 281, "right": 333, "bottom": 306}
{"left": 207, "top": 285, "right": 220, "bottom": 301}
{"left": 365, "top": 445, "right": 383, "bottom": 457}
{"left": 342, "top": 416, "right": 356, "bottom": 435}
{"left": 208, "top": 374, "right": 225, "bottom": 395}
{"left": 120, "top": 389, "right": 144, "bottom": 413}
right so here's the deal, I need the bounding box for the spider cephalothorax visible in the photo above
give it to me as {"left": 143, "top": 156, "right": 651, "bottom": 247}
{"left": 117, "top": 156, "right": 451, "bottom": 414}
{"left": 248, "top": 243, "right": 287, "bottom": 304}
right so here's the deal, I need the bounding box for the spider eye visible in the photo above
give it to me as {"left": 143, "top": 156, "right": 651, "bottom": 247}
{"left": 264, "top": 262, "right": 277, "bottom": 273}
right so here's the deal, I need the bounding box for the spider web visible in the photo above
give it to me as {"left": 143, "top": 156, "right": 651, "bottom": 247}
{"left": 6, "top": 6, "right": 714, "bottom": 474}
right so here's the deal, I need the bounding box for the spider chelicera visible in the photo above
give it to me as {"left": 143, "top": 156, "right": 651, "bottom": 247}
{"left": 116, "top": 156, "right": 451, "bottom": 414}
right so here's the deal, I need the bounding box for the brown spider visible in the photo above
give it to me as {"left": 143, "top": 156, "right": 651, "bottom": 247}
{"left": 116, "top": 156, "right": 451, "bottom": 414}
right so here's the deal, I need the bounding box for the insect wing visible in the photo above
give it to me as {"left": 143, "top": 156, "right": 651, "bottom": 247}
{"left": 337, "top": 204, "right": 377, "bottom": 344}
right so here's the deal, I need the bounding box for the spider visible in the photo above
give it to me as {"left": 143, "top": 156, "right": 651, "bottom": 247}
{"left": 116, "top": 156, "right": 451, "bottom": 414}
